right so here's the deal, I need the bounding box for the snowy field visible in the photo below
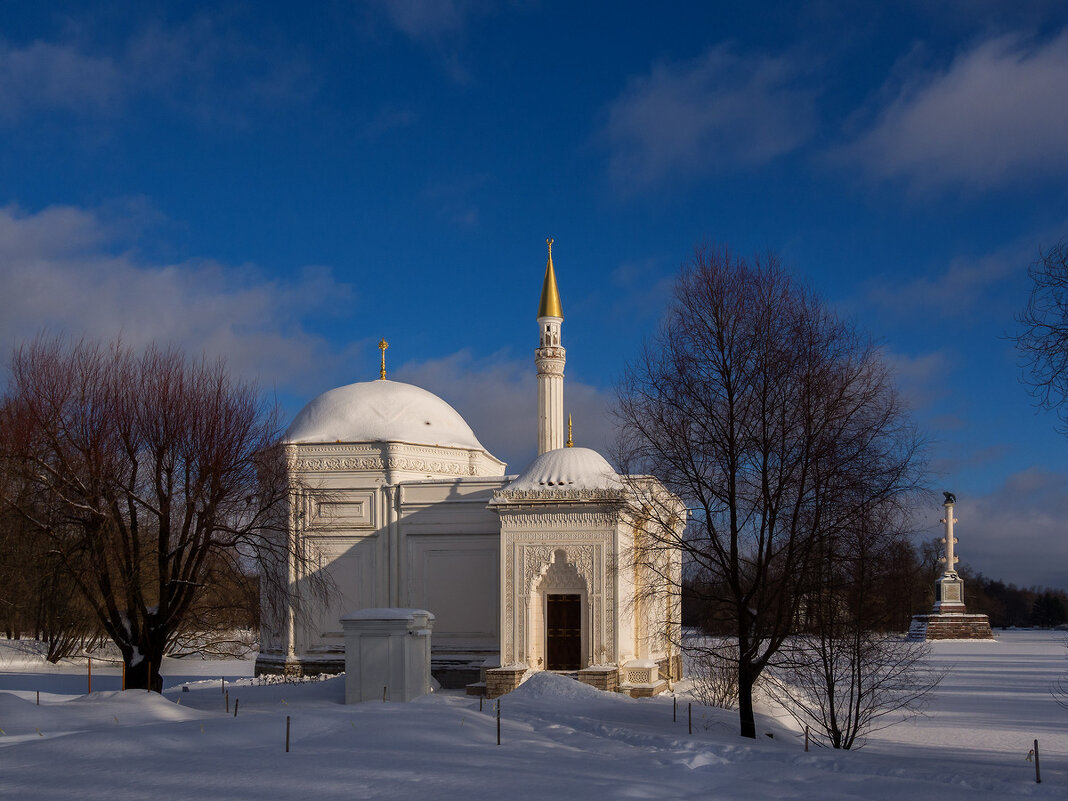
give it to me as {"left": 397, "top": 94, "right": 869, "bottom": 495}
{"left": 0, "top": 631, "right": 1064, "bottom": 800}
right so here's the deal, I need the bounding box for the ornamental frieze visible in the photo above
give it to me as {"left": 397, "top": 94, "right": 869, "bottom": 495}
{"left": 499, "top": 512, "right": 620, "bottom": 529}
{"left": 292, "top": 455, "right": 475, "bottom": 475}
{"left": 294, "top": 456, "right": 385, "bottom": 472}
{"left": 494, "top": 487, "right": 624, "bottom": 502}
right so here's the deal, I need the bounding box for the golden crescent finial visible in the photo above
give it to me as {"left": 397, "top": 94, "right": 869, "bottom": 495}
{"left": 378, "top": 338, "right": 389, "bottom": 380}
{"left": 538, "top": 238, "right": 563, "bottom": 319}
{"left": 566, "top": 414, "right": 573, "bottom": 447}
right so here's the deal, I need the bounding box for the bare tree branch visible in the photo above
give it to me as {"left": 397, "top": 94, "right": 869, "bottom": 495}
{"left": 615, "top": 247, "right": 927, "bottom": 739}
{"left": 1016, "top": 241, "right": 1068, "bottom": 433}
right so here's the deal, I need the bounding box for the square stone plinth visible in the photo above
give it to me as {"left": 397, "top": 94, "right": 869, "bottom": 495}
{"left": 485, "top": 665, "right": 527, "bottom": 698}
{"left": 909, "top": 613, "right": 994, "bottom": 640}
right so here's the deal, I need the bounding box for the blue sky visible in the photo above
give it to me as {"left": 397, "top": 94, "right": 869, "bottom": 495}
{"left": 2, "top": 1, "right": 1067, "bottom": 588}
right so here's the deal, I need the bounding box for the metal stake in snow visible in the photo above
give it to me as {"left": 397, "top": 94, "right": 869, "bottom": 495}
{"left": 87, "top": 657, "right": 92, "bottom": 694}
{"left": 673, "top": 696, "right": 677, "bottom": 722}
{"left": 496, "top": 700, "right": 501, "bottom": 745}
{"left": 688, "top": 702, "right": 692, "bottom": 735}
{"left": 225, "top": 690, "right": 229, "bottom": 714}
{"left": 233, "top": 699, "right": 239, "bottom": 717}
{"left": 286, "top": 715, "right": 291, "bottom": 752}
{"left": 1034, "top": 739, "right": 1041, "bottom": 783}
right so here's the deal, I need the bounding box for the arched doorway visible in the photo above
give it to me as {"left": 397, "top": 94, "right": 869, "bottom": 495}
{"left": 530, "top": 549, "right": 587, "bottom": 671}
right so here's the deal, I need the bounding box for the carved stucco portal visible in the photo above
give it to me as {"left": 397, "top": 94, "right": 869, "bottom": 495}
{"left": 502, "top": 514, "right": 618, "bottom": 668}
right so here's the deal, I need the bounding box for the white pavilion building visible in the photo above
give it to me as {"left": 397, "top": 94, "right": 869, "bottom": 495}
{"left": 256, "top": 242, "right": 683, "bottom": 697}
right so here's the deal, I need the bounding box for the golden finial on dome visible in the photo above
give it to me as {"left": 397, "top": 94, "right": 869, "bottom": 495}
{"left": 538, "top": 237, "right": 564, "bottom": 319}
{"left": 566, "top": 414, "right": 573, "bottom": 447}
{"left": 378, "top": 338, "right": 388, "bottom": 380}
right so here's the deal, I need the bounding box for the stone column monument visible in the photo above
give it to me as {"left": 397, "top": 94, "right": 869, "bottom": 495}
{"left": 909, "top": 493, "right": 993, "bottom": 640}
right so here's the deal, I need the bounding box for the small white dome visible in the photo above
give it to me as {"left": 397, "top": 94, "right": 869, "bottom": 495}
{"left": 286, "top": 379, "right": 488, "bottom": 451}
{"left": 505, "top": 447, "right": 622, "bottom": 492}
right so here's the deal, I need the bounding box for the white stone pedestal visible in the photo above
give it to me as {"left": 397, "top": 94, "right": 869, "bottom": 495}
{"left": 340, "top": 608, "right": 435, "bottom": 703}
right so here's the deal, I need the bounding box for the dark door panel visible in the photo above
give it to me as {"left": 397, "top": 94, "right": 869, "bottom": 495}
{"left": 546, "top": 594, "right": 581, "bottom": 670}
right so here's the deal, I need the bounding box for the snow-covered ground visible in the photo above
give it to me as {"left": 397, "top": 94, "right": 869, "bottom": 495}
{"left": 0, "top": 631, "right": 1064, "bottom": 800}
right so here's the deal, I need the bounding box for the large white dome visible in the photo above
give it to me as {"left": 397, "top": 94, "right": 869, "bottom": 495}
{"left": 286, "top": 379, "right": 488, "bottom": 451}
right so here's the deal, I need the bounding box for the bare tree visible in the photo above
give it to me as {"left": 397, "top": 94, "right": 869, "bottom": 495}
{"left": 0, "top": 337, "right": 325, "bottom": 690}
{"left": 0, "top": 456, "right": 103, "bottom": 660}
{"left": 1016, "top": 242, "right": 1068, "bottom": 432}
{"left": 765, "top": 500, "right": 941, "bottom": 749}
{"left": 684, "top": 635, "right": 740, "bottom": 710}
{"left": 1055, "top": 637, "right": 1068, "bottom": 712}
{"left": 765, "top": 631, "right": 939, "bottom": 749}
{"left": 616, "top": 247, "right": 925, "bottom": 739}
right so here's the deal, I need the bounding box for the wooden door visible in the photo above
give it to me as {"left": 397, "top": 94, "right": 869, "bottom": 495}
{"left": 546, "top": 594, "right": 581, "bottom": 670}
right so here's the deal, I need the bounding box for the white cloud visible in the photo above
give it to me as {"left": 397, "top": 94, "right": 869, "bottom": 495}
{"left": 394, "top": 351, "right": 617, "bottom": 472}
{"left": 882, "top": 348, "right": 954, "bottom": 410}
{"left": 602, "top": 46, "right": 817, "bottom": 188}
{"left": 841, "top": 30, "right": 1068, "bottom": 190}
{"left": 365, "top": 0, "right": 503, "bottom": 83}
{"left": 373, "top": 0, "right": 473, "bottom": 40}
{"left": 0, "top": 15, "right": 312, "bottom": 124}
{"left": 0, "top": 41, "right": 122, "bottom": 118}
{"left": 0, "top": 203, "right": 356, "bottom": 391}
{"left": 864, "top": 247, "right": 1021, "bottom": 316}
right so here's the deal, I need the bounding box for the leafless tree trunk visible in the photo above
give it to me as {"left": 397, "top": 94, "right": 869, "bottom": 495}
{"left": 0, "top": 463, "right": 102, "bottom": 659}
{"left": 0, "top": 337, "right": 327, "bottom": 690}
{"left": 616, "top": 247, "right": 925, "bottom": 739}
{"left": 1016, "top": 242, "right": 1068, "bottom": 432}
{"left": 766, "top": 500, "right": 941, "bottom": 748}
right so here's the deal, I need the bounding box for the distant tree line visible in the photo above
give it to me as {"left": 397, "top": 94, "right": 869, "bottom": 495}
{"left": 681, "top": 549, "right": 1068, "bottom": 632}
{"left": 955, "top": 567, "right": 1068, "bottom": 628}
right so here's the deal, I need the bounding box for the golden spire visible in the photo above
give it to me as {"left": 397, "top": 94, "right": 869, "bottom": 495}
{"left": 566, "top": 414, "right": 573, "bottom": 447}
{"left": 378, "top": 338, "right": 388, "bottom": 380}
{"left": 537, "top": 237, "right": 564, "bottom": 319}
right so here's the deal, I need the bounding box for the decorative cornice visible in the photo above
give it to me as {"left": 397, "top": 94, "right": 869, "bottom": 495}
{"left": 289, "top": 441, "right": 505, "bottom": 476}
{"left": 501, "top": 513, "right": 620, "bottom": 530}
{"left": 292, "top": 441, "right": 487, "bottom": 459}
{"left": 493, "top": 487, "right": 624, "bottom": 502}
{"left": 293, "top": 455, "right": 477, "bottom": 475}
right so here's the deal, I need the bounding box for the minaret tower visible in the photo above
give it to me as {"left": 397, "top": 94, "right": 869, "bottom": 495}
{"left": 536, "top": 238, "right": 565, "bottom": 454}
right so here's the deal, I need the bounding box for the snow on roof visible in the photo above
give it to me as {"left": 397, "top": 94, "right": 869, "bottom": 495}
{"left": 504, "top": 446, "right": 623, "bottom": 493}
{"left": 285, "top": 379, "right": 488, "bottom": 451}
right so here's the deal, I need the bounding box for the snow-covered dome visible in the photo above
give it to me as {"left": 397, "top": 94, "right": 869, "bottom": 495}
{"left": 286, "top": 379, "right": 488, "bottom": 450}
{"left": 504, "top": 447, "right": 623, "bottom": 493}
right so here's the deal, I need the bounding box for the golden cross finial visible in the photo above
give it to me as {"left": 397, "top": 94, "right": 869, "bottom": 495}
{"left": 547, "top": 237, "right": 553, "bottom": 258}
{"left": 378, "top": 338, "right": 388, "bottom": 380}
{"left": 566, "top": 414, "right": 573, "bottom": 447}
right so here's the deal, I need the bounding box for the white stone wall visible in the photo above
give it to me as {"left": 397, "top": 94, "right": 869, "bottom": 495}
{"left": 258, "top": 440, "right": 507, "bottom": 672}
